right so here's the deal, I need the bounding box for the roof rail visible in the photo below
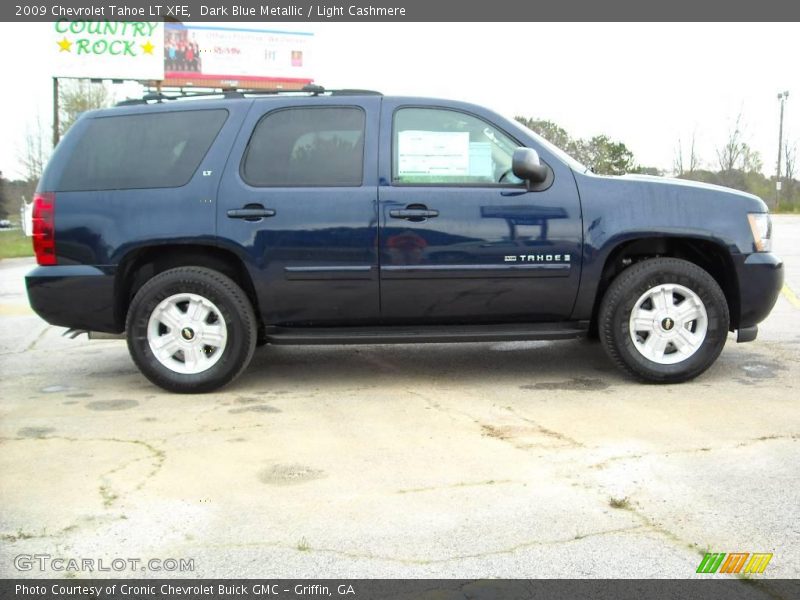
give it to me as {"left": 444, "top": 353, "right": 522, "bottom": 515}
{"left": 330, "top": 89, "right": 384, "bottom": 96}
{"left": 116, "top": 85, "right": 382, "bottom": 106}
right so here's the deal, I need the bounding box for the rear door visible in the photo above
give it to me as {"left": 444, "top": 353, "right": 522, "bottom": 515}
{"left": 217, "top": 96, "right": 381, "bottom": 326}
{"left": 377, "top": 101, "right": 583, "bottom": 323}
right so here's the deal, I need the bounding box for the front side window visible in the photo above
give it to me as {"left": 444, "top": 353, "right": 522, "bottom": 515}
{"left": 58, "top": 109, "right": 228, "bottom": 192}
{"left": 242, "top": 107, "right": 365, "bottom": 187}
{"left": 393, "top": 107, "right": 522, "bottom": 186}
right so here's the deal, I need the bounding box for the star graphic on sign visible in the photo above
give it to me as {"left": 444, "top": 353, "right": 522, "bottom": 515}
{"left": 141, "top": 40, "right": 155, "bottom": 55}
{"left": 57, "top": 37, "right": 72, "bottom": 52}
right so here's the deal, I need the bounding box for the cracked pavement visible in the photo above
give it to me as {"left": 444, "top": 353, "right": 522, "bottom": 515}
{"left": 0, "top": 216, "right": 798, "bottom": 579}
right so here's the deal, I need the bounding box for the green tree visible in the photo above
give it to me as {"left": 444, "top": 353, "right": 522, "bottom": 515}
{"left": 678, "top": 169, "right": 721, "bottom": 186}
{"left": 630, "top": 165, "right": 663, "bottom": 176}
{"left": 6, "top": 178, "right": 37, "bottom": 214}
{"left": 515, "top": 116, "right": 639, "bottom": 176}
{"left": 740, "top": 143, "right": 762, "bottom": 173}
{"left": 571, "top": 135, "right": 636, "bottom": 176}
{"left": 59, "top": 80, "right": 114, "bottom": 137}
{"left": 514, "top": 117, "right": 571, "bottom": 150}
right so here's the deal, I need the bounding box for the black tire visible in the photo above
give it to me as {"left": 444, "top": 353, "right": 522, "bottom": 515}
{"left": 599, "top": 257, "right": 729, "bottom": 383}
{"left": 126, "top": 267, "right": 257, "bottom": 393}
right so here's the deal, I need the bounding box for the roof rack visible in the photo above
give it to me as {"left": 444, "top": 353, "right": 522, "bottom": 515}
{"left": 116, "top": 84, "right": 382, "bottom": 106}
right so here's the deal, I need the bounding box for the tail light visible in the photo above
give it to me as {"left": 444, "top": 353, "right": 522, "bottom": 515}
{"left": 32, "top": 192, "right": 56, "bottom": 266}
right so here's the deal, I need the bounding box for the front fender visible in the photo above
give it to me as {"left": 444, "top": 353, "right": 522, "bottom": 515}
{"left": 570, "top": 171, "right": 762, "bottom": 321}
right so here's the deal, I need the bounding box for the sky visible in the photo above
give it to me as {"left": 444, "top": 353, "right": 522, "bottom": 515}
{"left": 0, "top": 22, "right": 798, "bottom": 180}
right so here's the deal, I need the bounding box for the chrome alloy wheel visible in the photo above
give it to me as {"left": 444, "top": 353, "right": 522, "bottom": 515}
{"left": 629, "top": 283, "right": 708, "bottom": 365}
{"left": 146, "top": 293, "right": 228, "bottom": 375}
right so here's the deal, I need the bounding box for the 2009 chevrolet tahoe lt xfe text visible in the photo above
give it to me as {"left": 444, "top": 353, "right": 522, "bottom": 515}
{"left": 26, "top": 87, "right": 784, "bottom": 393}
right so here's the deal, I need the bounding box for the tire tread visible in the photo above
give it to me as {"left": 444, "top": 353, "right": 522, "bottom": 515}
{"left": 598, "top": 257, "right": 729, "bottom": 383}
{"left": 125, "top": 266, "right": 257, "bottom": 393}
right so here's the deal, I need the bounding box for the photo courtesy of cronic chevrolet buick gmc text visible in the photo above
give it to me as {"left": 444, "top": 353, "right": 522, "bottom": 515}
{"left": 25, "top": 87, "right": 784, "bottom": 393}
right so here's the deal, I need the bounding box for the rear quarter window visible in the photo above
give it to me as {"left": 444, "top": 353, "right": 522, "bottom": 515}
{"left": 56, "top": 109, "right": 228, "bottom": 191}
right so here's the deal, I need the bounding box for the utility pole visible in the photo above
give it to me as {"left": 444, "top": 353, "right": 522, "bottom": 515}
{"left": 52, "top": 77, "right": 60, "bottom": 148}
{"left": 776, "top": 91, "right": 789, "bottom": 210}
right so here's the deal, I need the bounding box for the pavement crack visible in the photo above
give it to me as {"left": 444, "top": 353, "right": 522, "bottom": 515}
{"left": 735, "top": 433, "right": 799, "bottom": 447}
{"left": 167, "top": 422, "right": 266, "bottom": 440}
{"left": 590, "top": 433, "right": 799, "bottom": 469}
{"left": 590, "top": 482, "right": 731, "bottom": 568}
{"left": 0, "top": 435, "right": 166, "bottom": 509}
{"left": 503, "top": 406, "right": 584, "bottom": 447}
{"left": 479, "top": 409, "right": 583, "bottom": 451}
{"left": 397, "top": 479, "right": 515, "bottom": 494}
{"left": 0, "top": 523, "right": 79, "bottom": 543}
{"left": 302, "top": 524, "right": 649, "bottom": 565}
{"left": 201, "top": 525, "right": 648, "bottom": 566}
{"left": 24, "top": 325, "right": 52, "bottom": 352}
{"left": 403, "top": 388, "right": 477, "bottom": 423}
{"left": 0, "top": 326, "right": 54, "bottom": 356}
{"left": 607, "top": 498, "right": 690, "bottom": 549}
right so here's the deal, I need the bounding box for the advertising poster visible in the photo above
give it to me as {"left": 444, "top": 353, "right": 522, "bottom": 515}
{"left": 163, "top": 24, "right": 314, "bottom": 88}
{"left": 50, "top": 19, "right": 165, "bottom": 80}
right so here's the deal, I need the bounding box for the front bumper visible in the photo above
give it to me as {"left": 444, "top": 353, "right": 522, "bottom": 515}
{"left": 733, "top": 252, "right": 783, "bottom": 330}
{"left": 26, "top": 265, "right": 120, "bottom": 333}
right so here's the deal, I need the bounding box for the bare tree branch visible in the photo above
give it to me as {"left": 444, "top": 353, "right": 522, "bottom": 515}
{"left": 673, "top": 138, "right": 684, "bottom": 175}
{"left": 674, "top": 130, "right": 699, "bottom": 175}
{"left": 716, "top": 113, "right": 745, "bottom": 172}
{"left": 19, "top": 115, "right": 49, "bottom": 182}
{"left": 59, "top": 80, "right": 113, "bottom": 136}
{"left": 688, "top": 131, "right": 699, "bottom": 173}
{"left": 784, "top": 140, "right": 797, "bottom": 181}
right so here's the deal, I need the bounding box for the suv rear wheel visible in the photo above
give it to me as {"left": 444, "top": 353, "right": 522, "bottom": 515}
{"left": 599, "top": 257, "right": 729, "bottom": 383}
{"left": 126, "top": 267, "right": 257, "bottom": 393}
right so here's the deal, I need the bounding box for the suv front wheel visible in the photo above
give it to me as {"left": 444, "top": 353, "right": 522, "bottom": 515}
{"left": 126, "top": 267, "right": 257, "bottom": 393}
{"left": 599, "top": 257, "right": 730, "bottom": 383}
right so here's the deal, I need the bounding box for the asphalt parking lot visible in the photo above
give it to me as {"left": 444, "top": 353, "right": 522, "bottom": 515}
{"left": 0, "top": 216, "right": 798, "bottom": 580}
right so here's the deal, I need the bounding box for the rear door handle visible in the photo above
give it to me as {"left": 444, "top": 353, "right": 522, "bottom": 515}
{"left": 389, "top": 208, "right": 439, "bottom": 220}
{"left": 227, "top": 205, "right": 276, "bottom": 220}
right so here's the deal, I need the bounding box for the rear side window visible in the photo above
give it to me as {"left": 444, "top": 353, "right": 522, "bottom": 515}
{"left": 57, "top": 109, "right": 228, "bottom": 191}
{"left": 242, "top": 107, "right": 365, "bottom": 187}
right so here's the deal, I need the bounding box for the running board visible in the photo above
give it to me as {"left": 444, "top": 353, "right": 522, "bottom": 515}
{"left": 264, "top": 321, "right": 589, "bottom": 345}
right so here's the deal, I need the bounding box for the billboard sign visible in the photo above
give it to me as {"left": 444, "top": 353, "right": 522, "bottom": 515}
{"left": 163, "top": 24, "right": 314, "bottom": 89}
{"left": 51, "top": 20, "right": 165, "bottom": 80}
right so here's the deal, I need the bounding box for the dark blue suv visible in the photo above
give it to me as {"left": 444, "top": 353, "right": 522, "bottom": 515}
{"left": 26, "top": 88, "right": 784, "bottom": 392}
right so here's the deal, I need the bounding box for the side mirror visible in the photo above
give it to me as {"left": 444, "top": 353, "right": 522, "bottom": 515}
{"left": 512, "top": 147, "right": 548, "bottom": 185}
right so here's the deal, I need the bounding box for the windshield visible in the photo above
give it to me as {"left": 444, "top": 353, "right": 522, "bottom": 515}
{"left": 515, "top": 121, "right": 589, "bottom": 173}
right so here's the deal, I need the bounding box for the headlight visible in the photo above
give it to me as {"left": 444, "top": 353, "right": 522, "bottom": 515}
{"left": 747, "top": 213, "right": 772, "bottom": 252}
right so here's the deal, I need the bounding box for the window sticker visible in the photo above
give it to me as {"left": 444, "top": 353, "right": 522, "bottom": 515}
{"left": 397, "top": 130, "right": 470, "bottom": 176}
{"left": 468, "top": 142, "right": 493, "bottom": 178}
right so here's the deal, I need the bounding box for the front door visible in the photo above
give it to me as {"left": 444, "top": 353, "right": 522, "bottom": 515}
{"left": 377, "top": 102, "right": 583, "bottom": 323}
{"left": 217, "top": 96, "right": 381, "bottom": 326}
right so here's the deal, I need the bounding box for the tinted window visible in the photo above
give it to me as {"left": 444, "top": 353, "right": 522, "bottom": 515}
{"left": 58, "top": 109, "right": 228, "bottom": 192}
{"left": 242, "top": 107, "right": 365, "bottom": 187}
{"left": 393, "top": 107, "right": 522, "bottom": 186}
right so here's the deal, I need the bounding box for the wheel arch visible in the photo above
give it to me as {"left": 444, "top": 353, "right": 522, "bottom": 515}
{"left": 114, "top": 243, "right": 260, "bottom": 331}
{"left": 590, "top": 235, "right": 741, "bottom": 333}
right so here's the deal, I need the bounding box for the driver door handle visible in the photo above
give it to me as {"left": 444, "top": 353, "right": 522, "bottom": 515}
{"left": 390, "top": 206, "right": 439, "bottom": 220}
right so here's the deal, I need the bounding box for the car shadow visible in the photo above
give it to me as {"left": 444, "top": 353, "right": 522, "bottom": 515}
{"left": 234, "top": 338, "right": 626, "bottom": 390}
